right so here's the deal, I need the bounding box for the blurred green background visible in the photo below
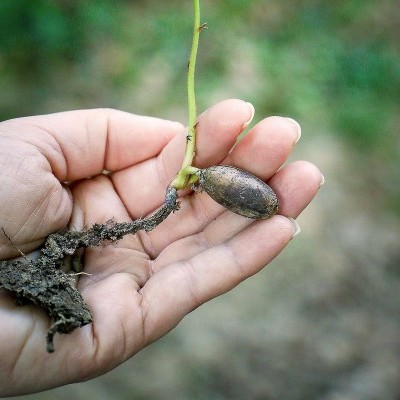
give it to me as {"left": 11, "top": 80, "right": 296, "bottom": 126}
{"left": 1, "top": 0, "right": 400, "bottom": 399}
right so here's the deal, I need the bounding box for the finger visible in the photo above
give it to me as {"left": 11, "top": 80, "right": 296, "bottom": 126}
{"left": 225, "top": 116, "right": 301, "bottom": 177}
{"left": 138, "top": 116, "right": 301, "bottom": 258}
{"left": 140, "top": 215, "right": 296, "bottom": 343}
{"left": 110, "top": 99, "right": 254, "bottom": 218}
{"left": 269, "top": 160, "right": 323, "bottom": 217}
{"left": 1, "top": 109, "right": 183, "bottom": 181}
{"left": 152, "top": 160, "right": 322, "bottom": 268}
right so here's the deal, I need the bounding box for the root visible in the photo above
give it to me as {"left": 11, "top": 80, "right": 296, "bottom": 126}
{"left": 0, "top": 186, "right": 179, "bottom": 352}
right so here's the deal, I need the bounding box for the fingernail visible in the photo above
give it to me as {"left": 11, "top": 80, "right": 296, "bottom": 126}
{"left": 288, "top": 217, "right": 301, "bottom": 238}
{"left": 286, "top": 117, "right": 302, "bottom": 143}
{"left": 319, "top": 173, "right": 325, "bottom": 187}
{"left": 242, "top": 102, "right": 255, "bottom": 129}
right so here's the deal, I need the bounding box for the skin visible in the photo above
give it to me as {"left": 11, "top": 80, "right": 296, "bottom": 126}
{"left": 0, "top": 99, "right": 322, "bottom": 396}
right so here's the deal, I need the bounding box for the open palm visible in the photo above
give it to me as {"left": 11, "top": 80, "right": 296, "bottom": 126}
{"left": 0, "top": 99, "right": 321, "bottom": 396}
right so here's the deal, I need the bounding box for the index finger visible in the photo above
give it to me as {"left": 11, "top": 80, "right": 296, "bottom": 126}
{"left": 0, "top": 109, "right": 184, "bottom": 182}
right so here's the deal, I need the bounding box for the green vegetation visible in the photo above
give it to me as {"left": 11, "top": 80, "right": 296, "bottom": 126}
{"left": 1, "top": 1, "right": 398, "bottom": 146}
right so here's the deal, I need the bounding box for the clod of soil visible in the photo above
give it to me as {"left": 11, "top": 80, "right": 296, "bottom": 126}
{"left": 0, "top": 187, "right": 180, "bottom": 353}
{"left": 0, "top": 258, "right": 92, "bottom": 353}
{"left": 196, "top": 165, "right": 278, "bottom": 219}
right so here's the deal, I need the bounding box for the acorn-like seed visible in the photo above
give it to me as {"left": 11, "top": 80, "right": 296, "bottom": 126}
{"left": 196, "top": 165, "right": 278, "bottom": 219}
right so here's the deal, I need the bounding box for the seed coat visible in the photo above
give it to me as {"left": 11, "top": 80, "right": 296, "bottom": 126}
{"left": 196, "top": 165, "right": 278, "bottom": 219}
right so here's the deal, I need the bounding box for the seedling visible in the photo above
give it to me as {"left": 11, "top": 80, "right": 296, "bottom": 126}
{"left": 0, "top": 0, "right": 278, "bottom": 352}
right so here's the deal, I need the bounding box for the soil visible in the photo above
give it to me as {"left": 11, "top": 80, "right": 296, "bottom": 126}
{"left": 0, "top": 186, "right": 179, "bottom": 353}
{"left": 0, "top": 257, "right": 92, "bottom": 353}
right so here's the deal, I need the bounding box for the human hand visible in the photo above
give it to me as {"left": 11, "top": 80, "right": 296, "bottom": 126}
{"left": 0, "top": 99, "right": 322, "bottom": 396}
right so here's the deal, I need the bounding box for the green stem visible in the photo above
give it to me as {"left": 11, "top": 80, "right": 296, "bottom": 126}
{"left": 170, "top": 0, "right": 202, "bottom": 190}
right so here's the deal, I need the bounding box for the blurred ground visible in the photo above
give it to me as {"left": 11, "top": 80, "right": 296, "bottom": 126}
{"left": 1, "top": 1, "right": 400, "bottom": 399}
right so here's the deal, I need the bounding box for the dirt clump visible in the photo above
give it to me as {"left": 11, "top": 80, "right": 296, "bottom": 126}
{"left": 0, "top": 187, "right": 179, "bottom": 352}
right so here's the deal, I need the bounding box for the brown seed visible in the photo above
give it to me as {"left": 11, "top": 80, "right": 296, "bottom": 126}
{"left": 196, "top": 165, "right": 278, "bottom": 219}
